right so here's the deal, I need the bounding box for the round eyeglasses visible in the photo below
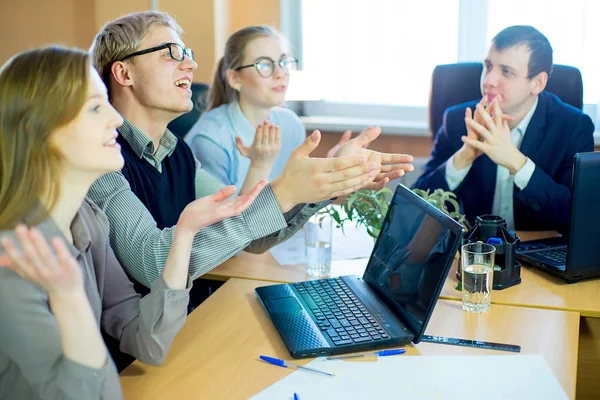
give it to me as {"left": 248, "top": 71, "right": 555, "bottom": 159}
{"left": 234, "top": 56, "right": 298, "bottom": 78}
{"left": 120, "top": 43, "right": 195, "bottom": 62}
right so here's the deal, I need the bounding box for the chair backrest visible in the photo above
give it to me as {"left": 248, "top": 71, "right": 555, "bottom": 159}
{"left": 167, "top": 82, "right": 210, "bottom": 140}
{"left": 428, "top": 63, "right": 584, "bottom": 138}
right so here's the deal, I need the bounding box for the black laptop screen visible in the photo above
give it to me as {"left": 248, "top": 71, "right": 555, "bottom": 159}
{"left": 362, "top": 186, "right": 462, "bottom": 340}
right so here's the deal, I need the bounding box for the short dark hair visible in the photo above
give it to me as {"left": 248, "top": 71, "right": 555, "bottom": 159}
{"left": 492, "top": 25, "right": 553, "bottom": 79}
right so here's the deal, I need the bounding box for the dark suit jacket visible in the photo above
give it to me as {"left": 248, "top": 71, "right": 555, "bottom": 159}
{"left": 414, "top": 91, "right": 595, "bottom": 232}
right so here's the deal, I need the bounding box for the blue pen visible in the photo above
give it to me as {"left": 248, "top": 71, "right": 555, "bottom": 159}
{"left": 294, "top": 393, "right": 300, "bottom": 400}
{"left": 259, "top": 355, "right": 335, "bottom": 377}
{"left": 325, "top": 348, "right": 406, "bottom": 360}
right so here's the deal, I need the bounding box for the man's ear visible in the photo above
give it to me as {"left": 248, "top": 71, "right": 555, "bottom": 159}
{"left": 111, "top": 61, "right": 134, "bottom": 88}
{"left": 531, "top": 71, "right": 548, "bottom": 96}
{"left": 225, "top": 69, "right": 241, "bottom": 92}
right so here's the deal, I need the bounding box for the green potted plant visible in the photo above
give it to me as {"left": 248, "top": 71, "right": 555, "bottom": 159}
{"left": 318, "top": 187, "right": 466, "bottom": 239}
{"left": 411, "top": 188, "right": 466, "bottom": 226}
{"left": 318, "top": 188, "right": 394, "bottom": 239}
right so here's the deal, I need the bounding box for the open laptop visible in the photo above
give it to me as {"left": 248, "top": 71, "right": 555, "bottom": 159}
{"left": 516, "top": 151, "right": 600, "bottom": 283}
{"left": 255, "top": 184, "right": 464, "bottom": 359}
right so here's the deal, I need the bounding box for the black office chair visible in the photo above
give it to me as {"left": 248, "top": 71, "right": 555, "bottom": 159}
{"left": 167, "top": 82, "right": 210, "bottom": 140}
{"left": 428, "top": 63, "right": 584, "bottom": 139}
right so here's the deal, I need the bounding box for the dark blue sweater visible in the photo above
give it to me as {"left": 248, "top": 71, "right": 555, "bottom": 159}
{"left": 117, "top": 134, "right": 196, "bottom": 230}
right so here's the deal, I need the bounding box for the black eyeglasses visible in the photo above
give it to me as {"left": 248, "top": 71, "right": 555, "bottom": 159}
{"left": 235, "top": 56, "right": 298, "bottom": 78}
{"left": 120, "top": 43, "right": 195, "bottom": 62}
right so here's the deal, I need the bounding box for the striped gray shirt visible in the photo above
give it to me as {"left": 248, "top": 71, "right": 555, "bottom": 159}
{"left": 88, "top": 119, "right": 326, "bottom": 287}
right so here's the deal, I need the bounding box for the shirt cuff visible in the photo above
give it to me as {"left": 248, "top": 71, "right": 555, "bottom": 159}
{"left": 283, "top": 203, "right": 306, "bottom": 221}
{"left": 445, "top": 154, "right": 472, "bottom": 191}
{"left": 242, "top": 184, "right": 287, "bottom": 239}
{"left": 151, "top": 274, "right": 193, "bottom": 299}
{"left": 142, "top": 275, "right": 192, "bottom": 334}
{"left": 57, "top": 356, "right": 108, "bottom": 398}
{"left": 283, "top": 200, "right": 331, "bottom": 222}
{"left": 514, "top": 157, "right": 536, "bottom": 190}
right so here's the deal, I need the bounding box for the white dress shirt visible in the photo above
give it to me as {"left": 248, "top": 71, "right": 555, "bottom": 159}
{"left": 445, "top": 97, "right": 538, "bottom": 230}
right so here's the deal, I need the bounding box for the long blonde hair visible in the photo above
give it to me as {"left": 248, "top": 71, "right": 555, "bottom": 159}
{"left": 0, "top": 46, "right": 90, "bottom": 228}
{"left": 208, "top": 25, "right": 287, "bottom": 111}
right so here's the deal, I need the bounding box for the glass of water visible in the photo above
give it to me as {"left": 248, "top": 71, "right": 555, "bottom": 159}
{"left": 304, "top": 215, "right": 333, "bottom": 278}
{"left": 461, "top": 242, "right": 496, "bottom": 313}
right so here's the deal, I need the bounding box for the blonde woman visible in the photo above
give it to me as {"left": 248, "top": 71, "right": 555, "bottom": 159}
{"left": 186, "top": 26, "right": 356, "bottom": 194}
{"left": 0, "top": 46, "right": 265, "bottom": 400}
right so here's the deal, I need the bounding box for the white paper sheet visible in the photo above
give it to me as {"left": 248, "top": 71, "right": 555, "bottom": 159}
{"left": 269, "top": 222, "right": 375, "bottom": 266}
{"left": 251, "top": 354, "right": 568, "bottom": 400}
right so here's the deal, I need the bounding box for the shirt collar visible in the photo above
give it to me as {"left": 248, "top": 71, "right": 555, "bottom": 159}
{"left": 118, "top": 118, "right": 178, "bottom": 159}
{"left": 69, "top": 208, "right": 92, "bottom": 255}
{"left": 514, "top": 96, "right": 539, "bottom": 136}
{"left": 26, "top": 204, "right": 91, "bottom": 258}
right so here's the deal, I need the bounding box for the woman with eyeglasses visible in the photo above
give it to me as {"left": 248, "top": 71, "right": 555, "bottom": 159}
{"left": 185, "top": 26, "right": 352, "bottom": 195}
{"left": 0, "top": 46, "right": 265, "bottom": 400}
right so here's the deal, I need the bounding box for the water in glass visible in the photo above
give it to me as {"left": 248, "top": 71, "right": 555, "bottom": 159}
{"left": 305, "top": 241, "right": 332, "bottom": 277}
{"left": 462, "top": 263, "right": 493, "bottom": 312}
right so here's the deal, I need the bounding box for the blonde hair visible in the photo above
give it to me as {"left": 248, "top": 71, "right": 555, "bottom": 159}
{"left": 90, "top": 11, "right": 183, "bottom": 95}
{"left": 208, "top": 25, "right": 288, "bottom": 110}
{"left": 0, "top": 46, "right": 90, "bottom": 228}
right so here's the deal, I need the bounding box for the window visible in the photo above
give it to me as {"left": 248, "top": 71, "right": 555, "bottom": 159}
{"left": 284, "top": 0, "right": 599, "bottom": 129}
{"left": 301, "top": 0, "right": 459, "bottom": 107}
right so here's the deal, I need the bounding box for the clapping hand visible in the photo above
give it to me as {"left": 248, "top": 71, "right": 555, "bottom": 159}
{"left": 463, "top": 98, "right": 526, "bottom": 174}
{"left": 271, "top": 130, "right": 377, "bottom": 212}
{"left": 235, "top": 120, "right": 281, "bottom": 168}
{"left": 326, "top": 130, "right": 352, "bottom": 158}
{"left": 177, "top": 180, "right": 267, "bottom": 235}
{"left": 0, "top": 226, "right": 83, "bottom": 296}
{"left": 453, "top": 96, "right": 515, "bottom": 171}
{"left": 461, "top": 96, "right": 490, "bottom": 162}
{"left": 332, "top": 126, "right": 415, "bottom": 190}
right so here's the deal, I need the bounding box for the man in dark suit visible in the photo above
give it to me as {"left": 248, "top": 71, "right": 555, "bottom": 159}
{"left": 414, "top": 25, "right": 594, "bottom": 232}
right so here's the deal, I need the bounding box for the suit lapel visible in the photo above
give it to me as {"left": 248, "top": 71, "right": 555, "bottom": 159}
{"left": 478, "top": 155, "right": 497, "bottom": 212}
{"left": 519, "top": 93, "right": 548, "bottom": 159}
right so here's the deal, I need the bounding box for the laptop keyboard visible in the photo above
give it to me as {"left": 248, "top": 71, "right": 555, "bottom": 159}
{"left": 538, "top": 248, "right": 567, "bottom": 266}
{"left": 293, "top": 278, "right": 390, "bottom": 346}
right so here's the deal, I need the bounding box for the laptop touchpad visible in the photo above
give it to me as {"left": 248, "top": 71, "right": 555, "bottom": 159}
{"left": 266, "top": 297, "right": 301, "bottom": 314}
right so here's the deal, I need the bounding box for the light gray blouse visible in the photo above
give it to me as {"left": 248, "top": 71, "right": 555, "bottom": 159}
{"left": 0, "top": 198, "right": 191, "bottom": 400}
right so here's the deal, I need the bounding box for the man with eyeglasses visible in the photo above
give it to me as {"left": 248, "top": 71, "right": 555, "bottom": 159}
{"left": 88, "top": 11, "right": 414, "bottom": 302}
